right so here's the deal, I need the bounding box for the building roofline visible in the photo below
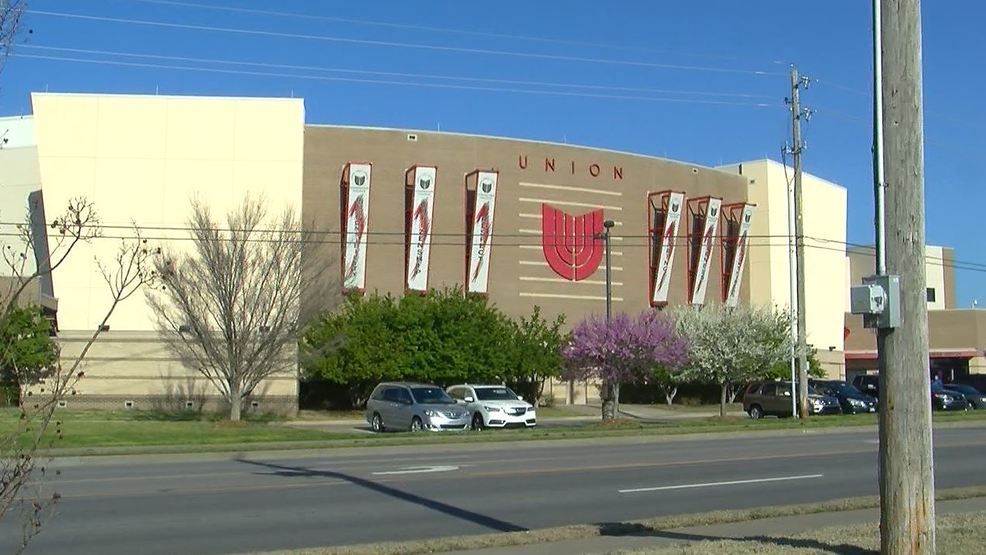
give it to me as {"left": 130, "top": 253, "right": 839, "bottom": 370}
{"left": 719, "top": 158, "right": 848, "bottom": 192}
{"left": 305, "top": 123, "right": 739, "bottom": 175}
{"left": 30, "top": 92, "right": 304, "bottom": 103}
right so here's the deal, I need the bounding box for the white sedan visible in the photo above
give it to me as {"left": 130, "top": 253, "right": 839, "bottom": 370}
{"left": 446, "top": 384, "right": 537, "bottom": 430}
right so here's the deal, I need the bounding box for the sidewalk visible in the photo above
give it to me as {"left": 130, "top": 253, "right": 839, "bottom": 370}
{"left": 443, "top": 497, "right": 986, "bottom": 554}
{"left": 608, "top": 403, "right": 745, "bottom": 421}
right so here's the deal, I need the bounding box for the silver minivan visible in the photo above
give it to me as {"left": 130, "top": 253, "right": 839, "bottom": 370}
{"left": 366, "top": 382, "right": 470, "bottom": 432}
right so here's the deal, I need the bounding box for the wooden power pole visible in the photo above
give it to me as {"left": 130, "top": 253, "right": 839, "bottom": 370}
{"left": 788, "top": 67, "right": 810, "bottom": 418}
{"left": 878, "top": 0, "right": 936, "bottom": 552}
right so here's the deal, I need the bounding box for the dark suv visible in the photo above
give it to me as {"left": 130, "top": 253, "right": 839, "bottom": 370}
{"left": 851, "top": 375, "right": 880, "bottom": 400}
{"left": 743, "top": 381, "right": 841, "bottom": 419}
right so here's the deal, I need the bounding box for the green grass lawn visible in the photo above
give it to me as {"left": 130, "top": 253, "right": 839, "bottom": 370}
{"left": 3, "top": 407, "right": 985, "bottom": 454}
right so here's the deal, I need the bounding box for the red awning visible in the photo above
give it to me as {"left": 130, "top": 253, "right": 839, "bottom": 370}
{"left": 845, "top": 349, "right": 980, "bottom": 361}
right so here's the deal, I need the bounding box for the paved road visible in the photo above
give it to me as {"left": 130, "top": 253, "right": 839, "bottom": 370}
{"left": 6, "top": 425, "right": 986, "bottom": 555}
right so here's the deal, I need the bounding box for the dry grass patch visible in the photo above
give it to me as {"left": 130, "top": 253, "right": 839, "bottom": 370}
{"left": 620, "top": 510, "right": 985, "bottom": 554}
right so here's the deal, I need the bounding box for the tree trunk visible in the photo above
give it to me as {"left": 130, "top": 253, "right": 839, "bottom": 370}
{"left": 664, "top": 385, "right": 678, "bottom": 406}
{"left": 600, "top": 381, "right": 616, "bottom": 421}
{"left": 728, "top": 384, "right": 740, "bottom": 403}
{"left": 229, "top": 382, "right": 242, "bottom": 422}
{"left": 719, "top": 382, "right": 728, "bottom": 418}
{"left": 613, "top": 382, "right": 621, "bottom": 418}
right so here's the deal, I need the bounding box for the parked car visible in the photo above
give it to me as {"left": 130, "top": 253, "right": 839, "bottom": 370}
{"left": 811, "top": 379, "right": 878, "bottom": 414}
{"left": 851, "top": 374, "right": 880, "bottom": 400}
{"left": 932, "top": 382, "right": 969, "bottom": 411}
{"left": 446, "top": 384, "right": 537, "bottom": 430}
{"left": 944, "top": 383, "right": 986, "bottom": 409}
{"left": 743, "top": 381, "right": 841, "bottom": 419}
{"left": 365, "top": 382, "right": 470, "bottom": 432}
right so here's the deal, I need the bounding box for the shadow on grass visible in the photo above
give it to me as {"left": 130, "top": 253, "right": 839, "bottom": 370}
{"left": 236, "top": 458, "right": 528, "bottom": 534}
{"left": 597, "top": 523, "right": 877, "bottom": 554}
{"left": 125, "top": 410, "right": 285, "bottom": 423}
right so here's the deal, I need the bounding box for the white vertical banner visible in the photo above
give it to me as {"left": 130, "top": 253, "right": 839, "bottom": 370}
{"left": 467, "top": 171, "right": 498, "bottom": 294}
{"left": 725, "top": 205, "right": 755, "bottom": 307}
{"left": 690, "top": 197, "right": 722, "bottom": 305}
{"left": 652, "top": 191, "right": 685, "bottom": 305}
{"left": 406, "top": 166, "right": 437, "bottom": 292}
{"left": 342, "top": 163, "right": 371, "bottom": 291}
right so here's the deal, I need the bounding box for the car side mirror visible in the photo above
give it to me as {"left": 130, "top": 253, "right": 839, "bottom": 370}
{"left": 464, "top": 396, "right": 474, "bottom": 403}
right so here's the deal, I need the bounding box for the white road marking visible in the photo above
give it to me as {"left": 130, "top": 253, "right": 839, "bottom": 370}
{"left": 618, "top": 474, "right": 824, "bottom": 494}
{"left": 372, "top": 465, "right": 460, "bottom": 476}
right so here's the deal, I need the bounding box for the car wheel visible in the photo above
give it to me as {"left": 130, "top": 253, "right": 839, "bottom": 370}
{"left": 749, "top": 405, "right": 764, "bottom": 420}
{"left": 471, "top": 413, "right": 485, "bottom": 431}
{"left": 410, "top": 416, "right": 423, "bottom": 432}
{"left": 371, "top": 413, "right": 385, "bottom": 433}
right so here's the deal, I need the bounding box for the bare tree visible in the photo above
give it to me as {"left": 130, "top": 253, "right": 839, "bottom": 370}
{"left": 1, "top": 200, "right": 155, "bottom": 553}
{"left": 147, "top": 197, "right": 330, "bottom": 421}
{"left": 0, "top": 0, "right": 25, "bottom": 76}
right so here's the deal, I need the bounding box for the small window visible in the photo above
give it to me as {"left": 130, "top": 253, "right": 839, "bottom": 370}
{"left": 381, "top": 388, "right": 399, "bottom": 403}
{"left": 395, "top": 388, "right": 413, "bottom": 405}
{"left": 926, "top": 288, "right": 937, "bottom": 302}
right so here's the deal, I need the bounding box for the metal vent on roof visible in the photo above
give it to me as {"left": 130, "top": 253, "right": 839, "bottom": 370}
{"left": 407, "top": 133, "right": 418, "bottom": 142}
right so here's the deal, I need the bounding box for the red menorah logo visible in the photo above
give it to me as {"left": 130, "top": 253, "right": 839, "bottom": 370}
{"left": 541, "top": 204, "right": 605, "bottom": 281}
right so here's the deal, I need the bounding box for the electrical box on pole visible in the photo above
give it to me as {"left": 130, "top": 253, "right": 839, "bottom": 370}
{"left": 850, "top": 274, "right": 901, "bottom": 329}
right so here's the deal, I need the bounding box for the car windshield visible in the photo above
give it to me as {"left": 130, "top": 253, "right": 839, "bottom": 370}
{"left": 411, "top": 387, "right": 455, "bottom": 404}
{"left": 829, "top": 382, "right": 865, "bottom": 396}
{"left": 475, "top": 387, "right": 519, "bottom": 401}
{"left": 931, "top": 383, "right": 950, "bottom": 393}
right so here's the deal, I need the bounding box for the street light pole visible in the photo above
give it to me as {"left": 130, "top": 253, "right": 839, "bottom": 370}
{"left": 603, "top": 220, "right": 614, "bottom": 323}
{"left": 598, "top": 220, "right": 616, "bottom": 418}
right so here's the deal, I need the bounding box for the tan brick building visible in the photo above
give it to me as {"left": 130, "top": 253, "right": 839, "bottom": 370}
{"left": 5, "top": 92, "right": 968, "bottom": 412}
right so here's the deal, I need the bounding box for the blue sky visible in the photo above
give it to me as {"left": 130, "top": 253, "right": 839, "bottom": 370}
{"left": 2, "top": 1, "right": 984, "bottom": 306}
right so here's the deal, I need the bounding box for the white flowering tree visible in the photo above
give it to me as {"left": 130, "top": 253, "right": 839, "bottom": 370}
{"left": 670, "top": 304, "right": 794, "bottom": 417}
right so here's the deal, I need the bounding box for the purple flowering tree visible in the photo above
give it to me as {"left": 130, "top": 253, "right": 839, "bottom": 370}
{"left": 562, "top": 311, "right": 690, "bottom": 420}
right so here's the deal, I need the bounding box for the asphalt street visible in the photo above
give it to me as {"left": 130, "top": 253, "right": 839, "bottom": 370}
{"left": 5, "top": 424, "right": 986, "bottom": 555}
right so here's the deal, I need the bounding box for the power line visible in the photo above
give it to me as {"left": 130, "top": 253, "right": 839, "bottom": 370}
{"left": 131, "top": 0, "right": 788, "bottom": 66}
{"left": 4, "top": 225, "right": 985, "bottom": 273}
{"left": 27, "top": 10, "right": 787, "bottom": 76}
{"left": 13, "top": 53, "right": 779, "bottom": 108}
{"left": 19, "top": 45, "right": 776, "bottom": 100}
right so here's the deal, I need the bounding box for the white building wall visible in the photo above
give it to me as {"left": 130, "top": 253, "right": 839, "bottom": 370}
{"left": 721, "top": 159, "right": 849, "bottom": 377}
{"left": 31, "top": 93, "right": 306, "bottom": 332}
{"left": 925, "top": 245, "right": 946, "bottom": 309}
{"left": 0, "top": 116, "right": 41, "bottom": 278}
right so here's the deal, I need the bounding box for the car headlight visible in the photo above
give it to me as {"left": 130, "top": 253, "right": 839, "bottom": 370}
{"left": 423, "top": 409, "right": 441, "bottom": 417}
{"left": 483, "top": 405, "right": 502, "bottom": 412}
{"left": 849, "top": 399, "right": 864, "bottom": 406}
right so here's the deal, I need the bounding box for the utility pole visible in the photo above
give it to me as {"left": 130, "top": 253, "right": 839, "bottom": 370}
{"left": 877, "top": 1, "right": 935, "bottom": 552}
{"left": 788, "top": 66, "right": 810, "bottom": 418}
